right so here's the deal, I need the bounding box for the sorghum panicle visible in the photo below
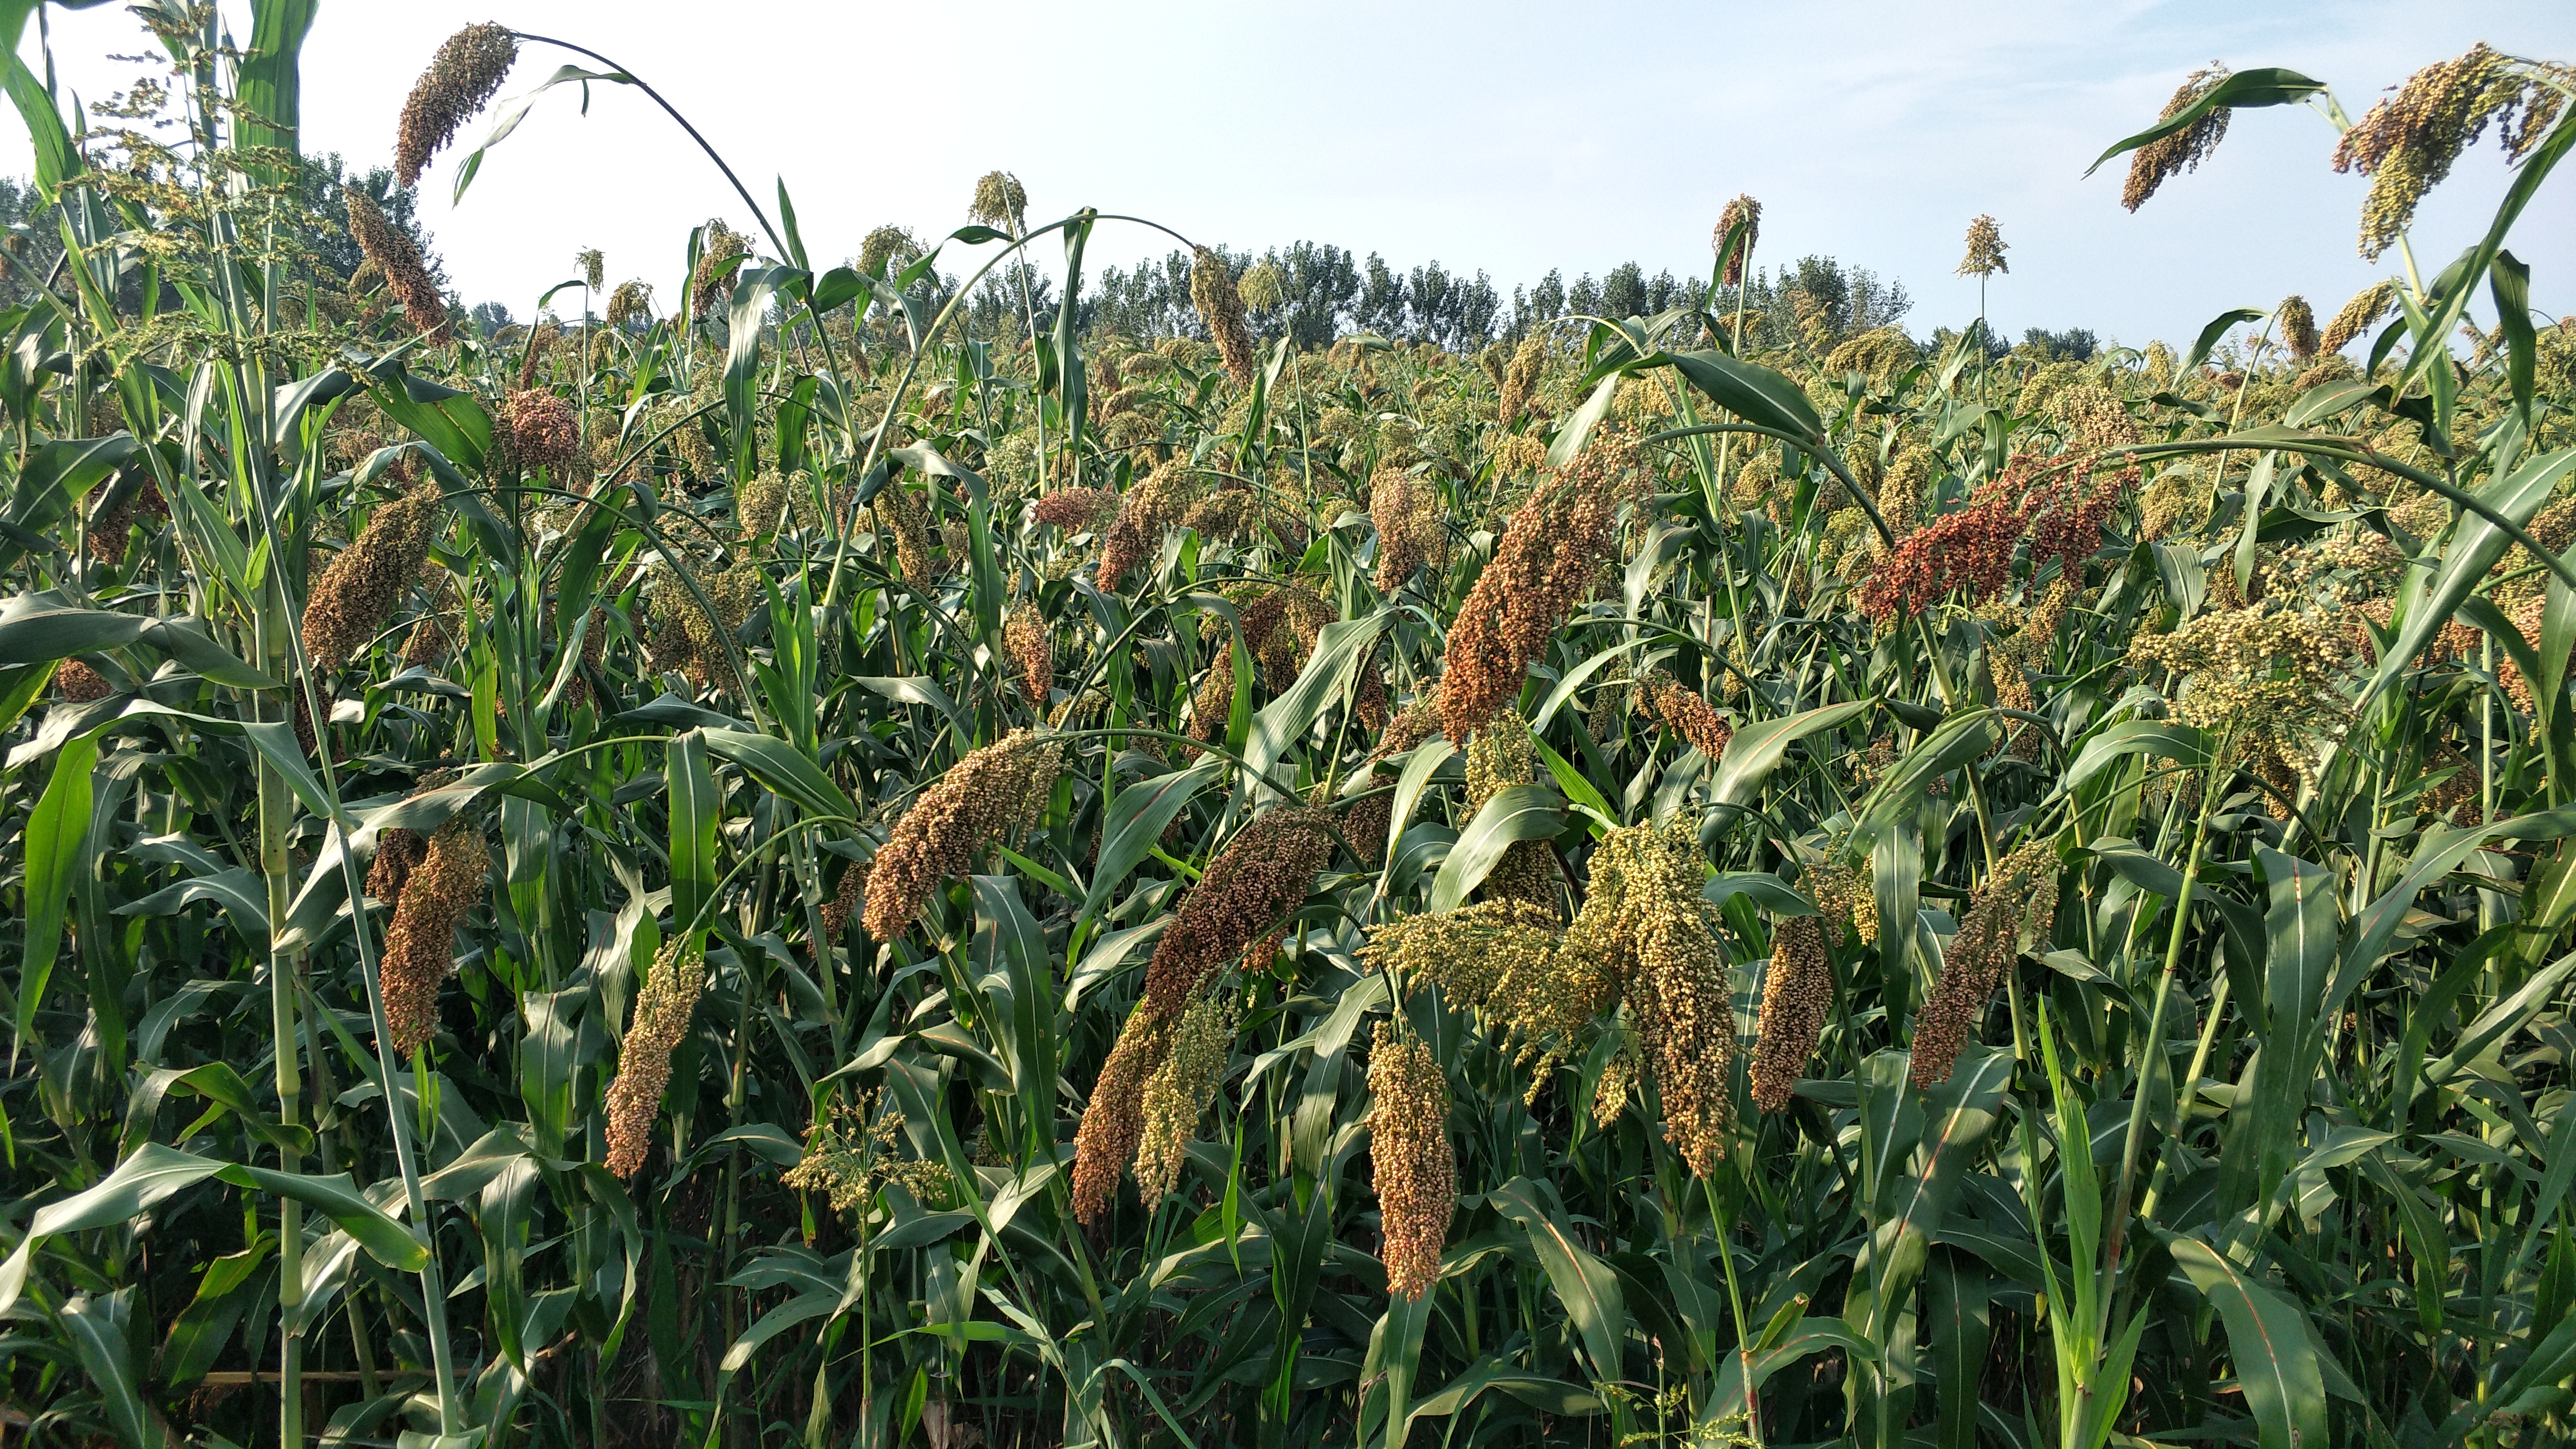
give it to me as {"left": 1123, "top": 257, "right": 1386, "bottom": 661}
{"left": 2122, "top": 64, "right": 2232, "bottom": 211}
{"left": 347, "top": 192, "right": 451, "bottom": 342}
{"left": 1190, "top": 248, "right": 1258, "bottom": 387}
{"left": 394, "top": 23, "right": 518, "bottom": 187}
{"left": 303, "top": 483, "right": 444, "bottom": 674}
{"left": 1750, "top": 915, "right": 1831, "bottom": 1114}
{"left": 1912, "top": 840, "right": 2059, "bottom": 1088}
{"left": 1366, "top": 1023, "right": 1455, "bottom": 1301}
{"left": 377, "top": 818, "right": 487, "bottom": 1057}
{"left": 604, "top": 939, "right": 708, "bottom": 1178}
{"left": 863, "top": 730, "right": 1063, "bottom": 940}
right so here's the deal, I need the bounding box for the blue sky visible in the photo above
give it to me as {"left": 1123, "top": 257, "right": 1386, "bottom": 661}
{"left": 11, "top": 1, "right": 2575, "bottom": 348}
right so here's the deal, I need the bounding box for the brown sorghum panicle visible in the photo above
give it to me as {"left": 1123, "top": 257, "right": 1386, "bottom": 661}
{"left": 605, "top": 280, "right": 652, "bottom": 331}
{"left": 346, "top": 191, "right": 451, "bottom": 342}
{"left": 1713, "top": 195, "right": 1761, "bottom": 285}
{"left": 2122, "top": 64, "right": 2232, "bottom": 212}
{"left": 496, "top": 389, "right": 579, "bottom": 477}
{"left": 604, "top": 939, "right": 707, "bottom": 1178}
{"left": 1437, "top": 432, "right": 1642, "bottom": 744}
{"left": 2332, "top": 45, "right": 2558, "bottom": 260}
{"left": 1750, "top": 915, "right": 1831, "bottom": 1114}
{"left": 1139, "top": 807, "right": 1334, "bottom": 1020}
{"left": 1912, "top": 840, "right": 2059, "bottom": 1088}
{"left": 377, "top": 818, "right": 487, "bottom": 1056}
{"left": 368, "top": 827, "right": 428, "bottom": 909}
{"left": 304, "top": 483, "right": 444, "bottom": 673}
{"left": 818, "top": 855, "right": 870, "bottom": 941}
{"left": 1191, "top": 248, "right": 1257, "bottom": 387}
{"left": 862, "top": 730, "right": 1062, "bottom": 940}
{"left": 1072, "top": 1012, "right": 1172, "bottom": 1225}
{"left": 1034, "top": 487, "right": 1120, "bottom": 534}
{"left": 1006, "top": 609, "right": 1051, "bottom": 704}
{"left": 1641, "top": 671, "right": 1733, "bottom": 762}
{"left": 1370, "top": 465, "right": 1443, "bottom": 594}
{"left": 395, "top": 23, "right": 518, "bottom": 187}
{"left": 54, "top": 659, "right": 111, "bottom": 703}
{"left": 1366, "top": 1023, "right": 1455, "bottom": 1301}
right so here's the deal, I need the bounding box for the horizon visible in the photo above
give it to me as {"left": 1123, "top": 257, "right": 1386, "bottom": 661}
{"left": 10, "top": 1, "right": 2576, "bottom": 351}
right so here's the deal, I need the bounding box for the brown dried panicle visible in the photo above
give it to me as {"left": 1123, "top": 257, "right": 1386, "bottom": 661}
{"left": 604, "top": 939, "right": 708, "bottom": 1178}
{"left": 377, "top": 818, "right": 487, "bottom": 1057}
{"left": 1911, "top": 839, "right": 2059, "bottom": 1089}
{"left": 1097, "top": 461, "right": 1204, "bottom": 586}
{"left": 395, "top": 23, "right": 518, "bottom": 187}
{"left": 2122, "top": 64, "right": 2233, "bottom": 211}
{"left": 1191, "top": 248, "right": 1258, "bottom": 387}
{"left": 304, "top": 482, "right": 444, "bottom": 673}
{"left": 862, "top": 730, "right": 1064, "bottom": 940}
{"left": 1437, "top": 431, "right": 1645, "bottom": 743}
{"left": 347, "top": 191, "right": 450, "bottom": 342}
{"left": 1365, "top": 1023, "right": 1455, "bottom": 1301}
{"left": 1565, "top": 821, "right": 1736, "bottom": 1176}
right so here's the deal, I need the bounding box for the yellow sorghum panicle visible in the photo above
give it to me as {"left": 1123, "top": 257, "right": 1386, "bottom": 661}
{"left": 604, "top": 939, "right": 708, "bottom": 1179}
{"left": 394, "top": 23, "right": 518, "bottom": 187}
{"left": 1006, "top": 609, "right": 1052, "bottom": 703}
{"left": 1593, "top": 1037, "right": 1642, "bottom": 1130}
{"left": 2122, "top": 63, "right": 2232, "bottom": 211}
{"left": 1437, "top": 431, "right": 1644, "bottom": 743}
{"left": 858, "top": 225, "right": 920, "bottom": 279}
{"left": 1466, "top": 710, "right": 1560, "bottom": 913}
{"left": 1750, "top": 915, "right": 1831, "bottom": 1114}
{"left": 1237, "top": 261, "right": 1285, "bottom": 313}
{"left": 605, "top": 280, "right": 652, "bottom": 331}
{"left": 1566, "top": 822, "right": 1736, "bottom": 1176}
{"left": 1641, "top": 671, "right": 1733, "bottom": 761}
{"left": 1912, "top": 840, "right": 2059, "bottom": 1088}
{"left": 689, "top": 221, "right": 749, "bottom": 319}
{"left": 1132, "top": 978, "right": 1240, "bottom": 1205}
{"left": 1956, "top": 215, "right": 2009, "bottom": 278}
{"left": 1191, "top": 248, "right": 1258, "bottom": 387}
{"left": 576, "top": 248, "right": 604, "bottom": 292}
{"left": 2127, "top": 603, "right": 2354, "bottom": 811}
{"left": 878, "top": 481, "right": 938, "bottom": 585}
{"left": 2332, "top": 45, "right": 2559, "bottom": 260}
{"left": 2319, "top": 280, "right": 2397, "bottom": 357}
{"left": 863, "top": 730, "right": 1064, "bottom": 940}
{"left": 1370, "top": 465, "right": 1445, "bottom": 593}
{"left": 968, "top": 171, "right": 1027, "bottom": 229}
{"left": 1713, "top": 195, "right": 1761, "bottom": 285}
{"left": 304, "top": 483, "right": 444, "bottom": 673}
{"left": 784, "top": 1091, "right": 951, "bottom": 1217}
{"left": 347, "top": 191, "right": 450, "bottom": 342}
{"left": 2278, "top": 295, "right": 2319, "bottom": 362}
{"left": 377, "top": 818, "right": 487, "bottom": 1057}
{"left": 1365, "top": 1024, "right": 1454, "bottom": 1301}
{"left": 1498, "top": 336, "right": 1547, "bottom": 425}
{"left": 1364, "top": 899, "right": 1604, "bottom": 1101}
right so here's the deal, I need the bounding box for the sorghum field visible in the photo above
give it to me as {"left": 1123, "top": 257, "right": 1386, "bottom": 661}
{"left": 4, "top": 10, "right": 2575, "bottom": 1449}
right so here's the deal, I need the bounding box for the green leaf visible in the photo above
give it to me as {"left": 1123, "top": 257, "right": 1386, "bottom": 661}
{"left": 703, "top": 726, "right": 853, "bottom": 821}
{"left": 1379, "top": 739, "right": 1459, "bottom": 870}
{"left": 2366, "top": 447, "right": 2576, "bottom": 706}
{"left": 2182, "top": 307, "right": 2267, "bottom": 377}
{"left": 0, "top": 1143, "right": 224, "bottom": 1314}
{"left": 669, "top": 729, "right": 722, "bottom": 937}
{"left": 1079, "top": 756, "right": 1223, "bottom": 925}
{"left": 452, "top": 63, "right": 636, "bottom": 204}
{"left": 16, "top": 734, "right": 96, "bottom": 1045}
{"left": 1428, "top": 784, "right": 1562, "bottom": 913}
{"left": 1712, "top": 698, "right": 1870, "bottom": 807}
{"left": 1245, "top": 609, "right": 1391, "bottom": 798}
{"left": 1489, "top": 1179, "right": 1626, "bottom": 1391}
{"left": 2165, "top": 1235, "right": 2330, "bottom": 1449}
{"left": 1661, "top": 348, "right": 1824, "bottom": 443}
{"left": 2083, "top": 68, "right": 2326, "bottom": 176}
{"left": 61, "top": 1290, "right": 155, "bottom": 1449}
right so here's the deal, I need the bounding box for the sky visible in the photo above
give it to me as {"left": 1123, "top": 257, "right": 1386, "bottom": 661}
{"left": 9, "top": 1, "right": 2576, "bottom": 349}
